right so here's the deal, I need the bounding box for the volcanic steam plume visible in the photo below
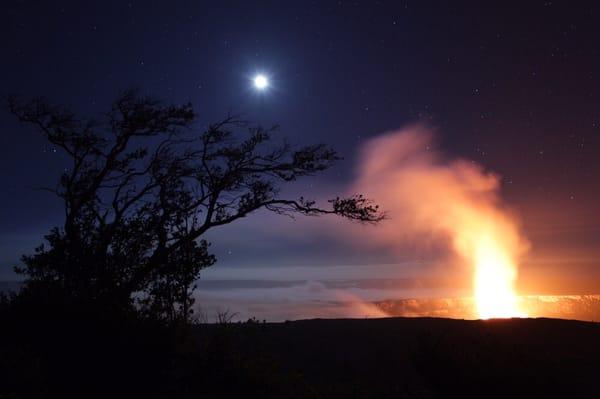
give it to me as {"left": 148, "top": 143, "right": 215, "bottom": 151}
{"left": 352, "top": 125, "right": 529, "bottom": 318}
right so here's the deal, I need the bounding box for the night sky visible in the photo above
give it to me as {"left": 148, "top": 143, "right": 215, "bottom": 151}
{"left": 1, "top": 1, "right": 599, "bottom": 309}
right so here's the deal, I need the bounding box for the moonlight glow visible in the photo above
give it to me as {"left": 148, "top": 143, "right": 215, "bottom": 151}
{"left": 253, "top": 74, "right": 269, "bottom": 90}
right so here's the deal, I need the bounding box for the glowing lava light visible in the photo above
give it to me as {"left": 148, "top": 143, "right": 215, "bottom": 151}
{"left": 473, "top": 234, "right": 526, "bottom": 319}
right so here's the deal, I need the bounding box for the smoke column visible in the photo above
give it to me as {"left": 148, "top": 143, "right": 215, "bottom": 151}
{"left": 351, "top": 125, "right": 529, "bottom": 318}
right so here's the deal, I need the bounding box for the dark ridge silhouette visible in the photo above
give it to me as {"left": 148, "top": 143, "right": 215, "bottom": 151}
{"left": 0, "top": 309, "right": 598, "bottom": 398}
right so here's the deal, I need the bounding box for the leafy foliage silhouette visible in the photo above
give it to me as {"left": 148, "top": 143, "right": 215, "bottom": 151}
{"left": 9, "top": 90, "right": 384, "bottom": 323}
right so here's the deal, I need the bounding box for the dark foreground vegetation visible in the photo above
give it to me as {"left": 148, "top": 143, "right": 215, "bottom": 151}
{"left": 0, "top": 91, "right": 384, "bottom": 397}
{"left": 0, "top": 306, "right": 598, "bottom": 398}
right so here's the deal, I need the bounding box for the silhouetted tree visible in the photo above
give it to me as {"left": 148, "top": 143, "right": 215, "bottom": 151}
{"left": 9, "top": 90, "right": 384, "bottom": 323}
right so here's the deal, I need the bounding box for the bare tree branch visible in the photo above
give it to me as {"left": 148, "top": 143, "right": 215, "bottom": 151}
{"left": 9, "top": 90, "right": 384, "bottom": 323}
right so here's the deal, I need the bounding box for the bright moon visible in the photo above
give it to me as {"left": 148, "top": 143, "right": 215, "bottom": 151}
{"left": 253, "top": 74, "right": 269, "bottom": 90}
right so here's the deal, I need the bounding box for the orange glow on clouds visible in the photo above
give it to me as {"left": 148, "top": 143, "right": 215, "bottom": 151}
{"left": 351, "top": 125, "right": 528, "bottom": 318}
